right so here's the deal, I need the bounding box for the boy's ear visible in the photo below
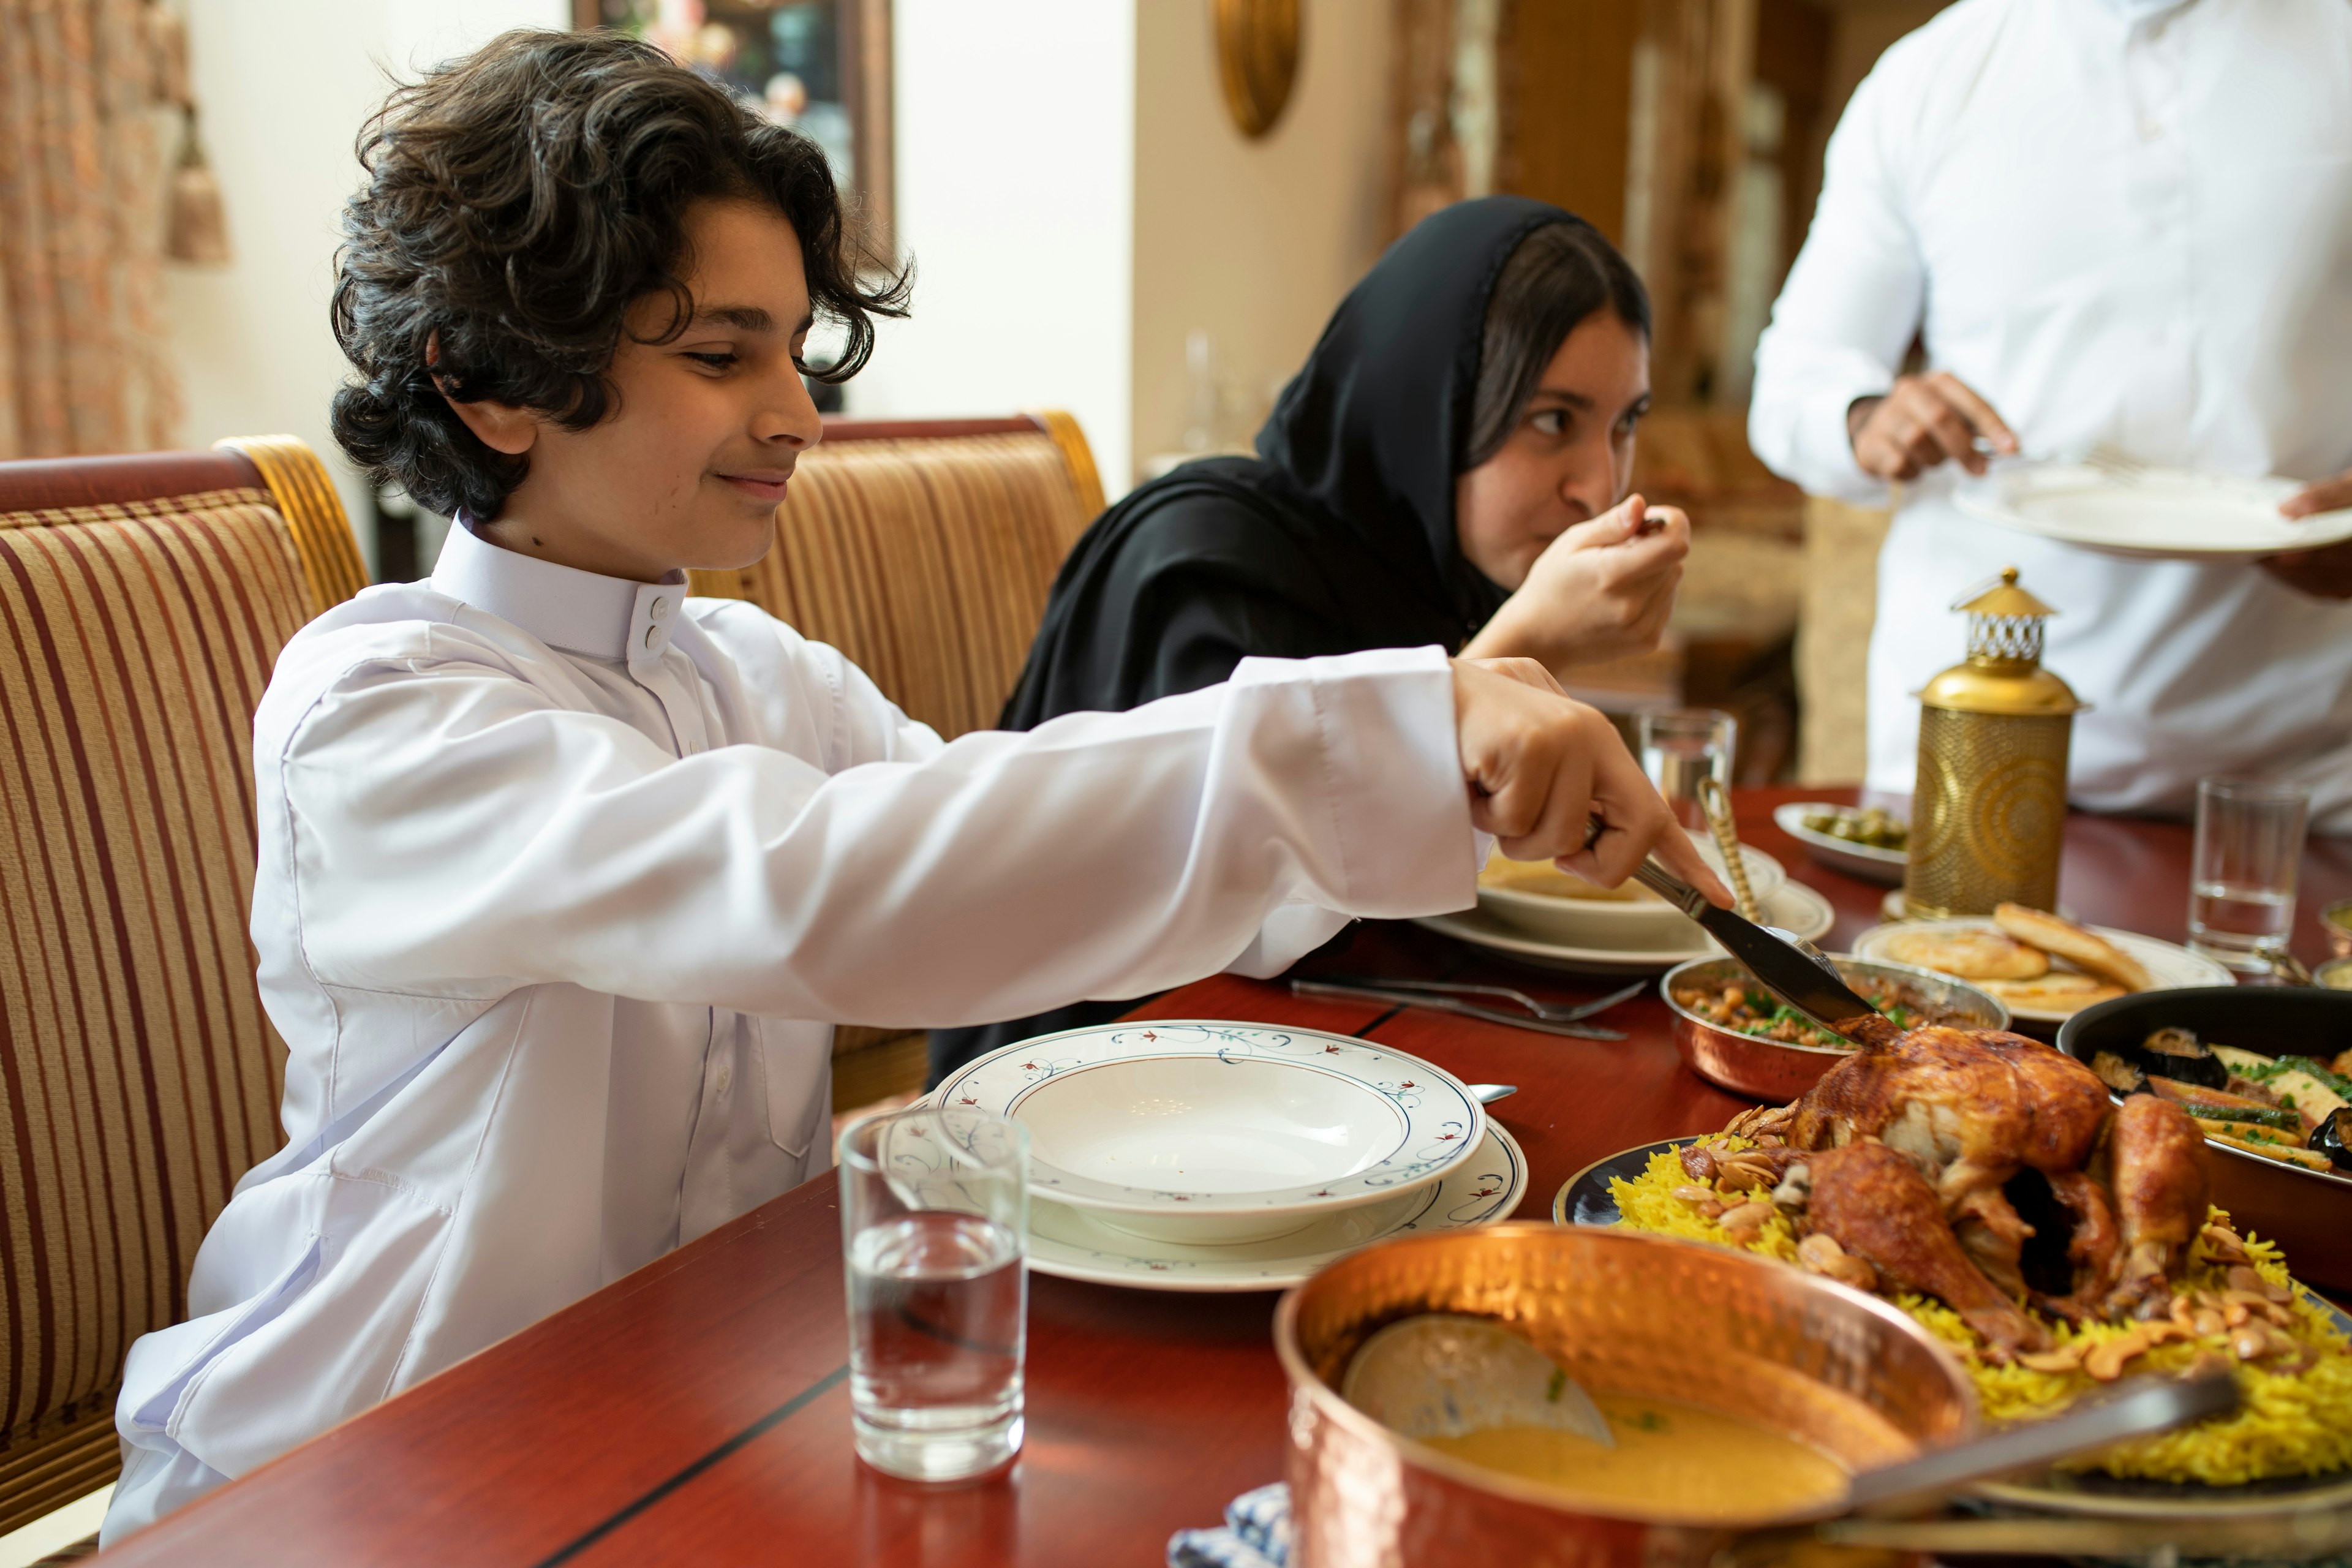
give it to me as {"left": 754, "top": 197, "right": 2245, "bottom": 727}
{"left": 426, "top": 331, "right": 538, "bottom": 456}
{"left": 440, "top": 391, "right": 540, "bottom": 457}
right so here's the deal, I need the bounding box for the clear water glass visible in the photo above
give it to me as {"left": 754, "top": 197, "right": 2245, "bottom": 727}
{"left": 839, "top": 1105, "right": 1028, "bottom": 1482}
{"left": 2187, "top": 776, "right": 2310, "bottom": 974}
{"left": 1638, "top": 709, "right": 1738, "bottom": 832}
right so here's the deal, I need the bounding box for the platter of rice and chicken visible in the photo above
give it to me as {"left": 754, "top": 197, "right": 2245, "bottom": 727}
{"left": 1556, "top": 1016, "right": 2352, "bottom": 1510}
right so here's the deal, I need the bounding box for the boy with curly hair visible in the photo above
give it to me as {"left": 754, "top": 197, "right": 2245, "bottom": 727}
{"left": 105, "top": 30, "right": 1715, "bottom": 1538}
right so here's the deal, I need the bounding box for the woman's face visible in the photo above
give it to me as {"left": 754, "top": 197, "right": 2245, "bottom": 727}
{"left": 1454, "top": 312, "right": 1650, "bottom": 590}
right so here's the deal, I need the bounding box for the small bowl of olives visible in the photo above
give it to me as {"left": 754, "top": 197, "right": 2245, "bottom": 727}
{"left": 1773, "top": 801, "right": 1909, "bottom": 886}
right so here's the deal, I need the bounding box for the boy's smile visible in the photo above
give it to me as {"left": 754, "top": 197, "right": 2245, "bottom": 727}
{"left": 445, "top": 198, "right": 825, "bottom": 582}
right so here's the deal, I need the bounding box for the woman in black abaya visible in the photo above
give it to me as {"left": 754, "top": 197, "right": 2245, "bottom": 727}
{"left": 930, "top": 197, "right": 1684, "bottom": 1084}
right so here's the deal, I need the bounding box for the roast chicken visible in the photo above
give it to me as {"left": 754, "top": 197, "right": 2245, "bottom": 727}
{"left": 1728, "top": 1021, "right": 2209, "bottom": 1355}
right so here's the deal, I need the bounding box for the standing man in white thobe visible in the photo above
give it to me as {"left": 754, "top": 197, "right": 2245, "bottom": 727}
{"left": 1749, "top": 0, "right": 2352, "bottom": 832}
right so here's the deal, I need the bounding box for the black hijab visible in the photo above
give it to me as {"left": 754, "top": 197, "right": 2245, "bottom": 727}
{"left": 997, "top": 195, "right": 1577, "bottom": 729}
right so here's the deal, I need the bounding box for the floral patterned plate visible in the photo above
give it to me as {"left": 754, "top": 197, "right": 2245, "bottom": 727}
{"left": 937, "top": 1020, "right": 1485, "bottom": 1244}
{"left": 1023, "top": 1122, "right": 1527, "bottom": 1292}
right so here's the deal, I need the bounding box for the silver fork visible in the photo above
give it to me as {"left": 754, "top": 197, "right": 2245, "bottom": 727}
{"left": 2084, "top": 442, "right": 2152, "bottom": 483}
{"left": 1287, "top": 979, "right": 1628, "bottom": 1040}
{"left": 1970, "top": 439, "right": 2151, "bottom": 483}
{"left": 1310, "top": 974, "right": 1645, "bottom": 1023}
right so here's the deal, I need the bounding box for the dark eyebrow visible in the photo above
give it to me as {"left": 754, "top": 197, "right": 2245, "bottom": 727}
{"left": 688, "top": 304, "right": 779, "bottom": 333}
{"left": 1526, "top": 388, "right": 1597, "bottom": 412}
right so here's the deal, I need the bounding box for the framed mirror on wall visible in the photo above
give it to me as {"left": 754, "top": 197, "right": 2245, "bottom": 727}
{"left": 574, "top": 0, "right": 894, "bottom": 262}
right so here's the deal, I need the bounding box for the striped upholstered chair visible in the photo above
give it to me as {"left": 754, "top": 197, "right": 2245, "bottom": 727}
{"left": 689, "top": 412, "right": 1107, "bottom": 1108}
{"left": 0, "top": 437, "right": 366, "bottom": 1539}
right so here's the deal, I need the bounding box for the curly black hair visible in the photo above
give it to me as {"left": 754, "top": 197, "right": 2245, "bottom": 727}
{"left": 330, "top": 29, "right": 909, "bottom": 521}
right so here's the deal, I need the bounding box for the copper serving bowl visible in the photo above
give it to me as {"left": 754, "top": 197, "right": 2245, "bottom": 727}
{"left": 1275, "top": 1224, "right": 1979, "bottom": 1568}
{"left": 1660, "top": 954, "right": 2009, "bottom": 1101}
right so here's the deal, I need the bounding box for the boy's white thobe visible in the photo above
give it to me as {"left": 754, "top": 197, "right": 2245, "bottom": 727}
{"left": 105, "top": 520, "right": 1476, "bottom": 1540}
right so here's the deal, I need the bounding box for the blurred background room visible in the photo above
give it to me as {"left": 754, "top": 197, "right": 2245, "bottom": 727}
{"left": 2, "top": 0, "right": 1951, "bottom": 786}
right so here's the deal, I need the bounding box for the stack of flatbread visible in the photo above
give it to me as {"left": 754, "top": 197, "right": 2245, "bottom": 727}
{"left": 1880, "top": 903, "right": 2154, "bottom": 1016}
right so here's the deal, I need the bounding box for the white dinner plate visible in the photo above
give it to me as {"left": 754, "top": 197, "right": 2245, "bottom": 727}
{"left": 1415, "top": 880, "right": 1834, "bottom": 975}
{"left": 1850, "top": 917, "right": 2235, "bottom": 1023}
{"left": 1955, "top": 460, "right": 2352, "bottom": 559}
{"left": 1023, "top": 1123, "right": 1527, "bottom": 1292}
{"left": 1772, "top": 802, "right": 1907, "bottom": 886}
{"left": 934, "top": 1020, "right": 1482, "bottom": 1243}
{"left": 1476, "top": 835, "right": 1787, "bottom": 950}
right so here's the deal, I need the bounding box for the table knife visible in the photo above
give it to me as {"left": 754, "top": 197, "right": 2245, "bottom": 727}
{"left": 1629, "top": 859, "right": 1883, "bottom": 1039}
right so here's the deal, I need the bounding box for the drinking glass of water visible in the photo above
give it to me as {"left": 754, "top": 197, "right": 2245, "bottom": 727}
{"left": 1637, "top": 709, "right": 1738, "bottom": 832}
{"left": 839, "top": 1105, "right": 1028, "bottom": 1482}
{"left": 2187, "top": 775, "right": 2310, "bottom": 974}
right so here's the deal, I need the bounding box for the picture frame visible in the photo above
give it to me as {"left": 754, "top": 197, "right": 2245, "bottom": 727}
{"left": 573, "top": 0, "right": 894, "bottom": 260}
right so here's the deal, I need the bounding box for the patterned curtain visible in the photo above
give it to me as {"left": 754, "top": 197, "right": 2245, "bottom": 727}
{"left": 0, "top": 0, "right": 181, "bottom": 459}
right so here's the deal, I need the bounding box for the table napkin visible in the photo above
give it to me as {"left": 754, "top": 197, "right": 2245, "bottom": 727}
{"left": 1166, "top": 1482, "right": 1291, "bottom": 1568}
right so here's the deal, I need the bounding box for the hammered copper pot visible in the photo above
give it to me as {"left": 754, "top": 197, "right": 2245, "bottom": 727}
{"left": 1274, "top": 1224, "right": 1979, "bottom": 1568}
{"left": 1661, "top": 956, "right": 2008, "bottom": 1101}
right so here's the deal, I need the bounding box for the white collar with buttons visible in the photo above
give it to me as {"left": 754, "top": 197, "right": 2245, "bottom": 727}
{"left": 433, "top": 513, "right": 689, "bottom": 679}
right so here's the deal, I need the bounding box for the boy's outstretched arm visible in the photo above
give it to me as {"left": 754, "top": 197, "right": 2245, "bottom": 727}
{"left": 267, "top": 634, "right": 1716, "bottom": 1033}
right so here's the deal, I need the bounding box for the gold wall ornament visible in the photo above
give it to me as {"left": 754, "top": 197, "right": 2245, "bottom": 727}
{"left": 1904, "top": 567, "right": 2086, "bottom": 919}
{"left": 1214, "top": 0, "right": 1302, "bottom": 139}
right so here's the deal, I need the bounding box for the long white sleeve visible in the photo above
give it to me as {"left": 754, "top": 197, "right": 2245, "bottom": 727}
{"left": 276, "top": 636, "right": 1470, "bottom": 1029}
{"left": 1747, "top": 40, "right": 1928, "bottom": 503}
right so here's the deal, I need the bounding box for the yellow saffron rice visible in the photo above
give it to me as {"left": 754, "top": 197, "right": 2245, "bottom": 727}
{"left": 1607, "top": 1142, "right": 2352, "bottom": 1486}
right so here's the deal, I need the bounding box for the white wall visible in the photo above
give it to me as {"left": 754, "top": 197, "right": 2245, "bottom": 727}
{"left": 1130, "top": 0, "right": 1390, "bottom": 478}
{"left": 845, "top": 0, "right": 1138, "bottom": 497}
{"left": 166, "top": 0, "right": 568, "bottom": 572}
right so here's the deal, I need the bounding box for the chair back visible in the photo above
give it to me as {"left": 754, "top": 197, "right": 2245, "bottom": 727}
{"left": 689, "top": 412, "right": 1106, "bottom": 740}
{"left": 0, "top": 437, "right": 364, "bottom": 1535}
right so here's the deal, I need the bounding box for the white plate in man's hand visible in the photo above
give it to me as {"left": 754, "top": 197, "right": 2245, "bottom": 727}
{"left": 1956, "top": 461, "right": 2352, "bottom": 559}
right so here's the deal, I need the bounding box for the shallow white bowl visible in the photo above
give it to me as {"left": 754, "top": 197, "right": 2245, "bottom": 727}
{"left": 933, "top": 1022, "right": 1485, "bottom": 1246}
{"left": 1475, "top": 834, "right": 1785, "bottom": 951}
{"left": 1418, "top": 880, "right": 1834, "bottom": 976}
{"left": 1024, "top": 1123, "right": 1530, "bottom": 1292}
{"left": 1773, "top": 801, "right": 1908, "bottom": 886}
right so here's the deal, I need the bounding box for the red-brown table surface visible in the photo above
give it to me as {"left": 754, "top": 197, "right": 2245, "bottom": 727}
{"left": 105, "top": 787, "right": 2352, "bottom": 1566}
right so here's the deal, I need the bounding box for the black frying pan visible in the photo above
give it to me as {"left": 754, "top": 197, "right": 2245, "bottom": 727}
{"left": 2057, "top": 986, "right": 2352, "bottom": 1294}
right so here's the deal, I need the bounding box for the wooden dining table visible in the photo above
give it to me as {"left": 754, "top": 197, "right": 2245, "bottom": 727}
{"left": 104, "top": 786, "right": 2352, "bottom": 1566}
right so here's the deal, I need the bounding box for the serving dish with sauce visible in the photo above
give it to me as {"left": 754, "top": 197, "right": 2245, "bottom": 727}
{"left": 1275, "top": 1224, "right": 1977, "bottom": 1567}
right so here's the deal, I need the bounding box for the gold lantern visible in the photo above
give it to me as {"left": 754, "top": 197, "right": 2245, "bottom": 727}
{"left": 1905, "top": 568, "right": 2084, "bottom": 919}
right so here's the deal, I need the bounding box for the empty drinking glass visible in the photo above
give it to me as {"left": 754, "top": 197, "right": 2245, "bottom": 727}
{"left": 2187, "top": 776, "right": 2310, "bottom": 975}
{"left": 839, "top": 1105, "right": 1029, "bottom": 1482}
{"left": 1637, "top": 709, "right": 1738, "bottom": 832}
